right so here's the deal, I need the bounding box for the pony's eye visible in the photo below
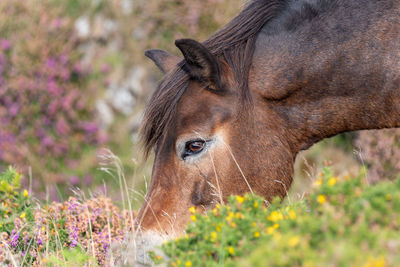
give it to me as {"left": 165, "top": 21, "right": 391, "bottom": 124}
{"left": 183, "top": 140, "right": 205, "bottom": 159}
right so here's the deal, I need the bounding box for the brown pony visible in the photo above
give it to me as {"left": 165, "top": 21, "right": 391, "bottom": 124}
{"left": 129, "top": 0, "right": 400, "bottom": 264}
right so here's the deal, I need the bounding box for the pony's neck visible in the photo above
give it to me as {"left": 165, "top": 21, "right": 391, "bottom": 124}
{"left": 251, "top": 2, "right": 400, "bottom": 155}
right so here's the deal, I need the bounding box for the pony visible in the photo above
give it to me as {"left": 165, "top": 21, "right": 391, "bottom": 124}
{"left": 129, "top": 0, "right": 400, "bottom": 264}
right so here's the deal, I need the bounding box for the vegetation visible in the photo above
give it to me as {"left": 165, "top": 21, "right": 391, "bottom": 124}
{"left": 5, "top": 164, "right": 400, "bottom": 266}
{"left": 0, "top": 167, "right": 134, "bottom": 266}
{"left": 151, "top": 167, "right": 400, "bottom": 267}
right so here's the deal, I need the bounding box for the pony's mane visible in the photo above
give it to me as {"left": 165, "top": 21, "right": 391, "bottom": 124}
{"left": 140, "top": 0, "right": 287, "bottom": 156}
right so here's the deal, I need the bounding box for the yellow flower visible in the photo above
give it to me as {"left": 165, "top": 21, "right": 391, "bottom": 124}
{"left": 288, "top": 236, "right": 300, "bottom": 247}
{"left": 23, "top": 189, "right": 29, "bottom": 197}
{"left": 252, "top": 222, "right": 257, "bottom": 227}
{"left": 235, "top": 212, "right": 244, "bottom": 219}
{"left": 273, "top": 223, "right": 279, "bottom": 229}
{"left": 185, "top": 234, "right": 189, "bottom": 239}
{"left": 211, "top": 232, "right": 217, "bottom": 240}
{"left": 20, "top": 212, "right": 26, "bottom": 219}
{"left": 267, "top": 226, "right": 275, "bottom": 234}
{"left": 236, "top": 195, "right": 245, "bottom": 203}
{"left": 185, "top": 261, "right": 192, "bottom": 267}
{"left": 226, "top": 212, "right": 234, "bottom": 221}
{"left": 216, "top": 226, "right": 221, "bottom": 232}
{"left": 228, "top": 246, "right": 235, "bottom": 255}
{"left": 189, "top": 206, "right": 196, "bottom": 213}
{"left": 267, "top": 211, "right": 284, "bottom": 222}
{"left": 154, "top": 255, "right": 163, "bottom": 261}
{"left": 317, "top": 195, "right": 326, "bottom": 204}
{"left": 362, "top": 256, "right": 386, "bottom": 267}
{"left": 254, "top": 231, "right": 260, "bottom": 238}
{"left": 328, "top": 177, "right": 337, "bottom": 186}
{"left": 213, "top": 208, "right": 218, "bottom": 215}
{"left": 314, "top": 177, "right": 323, "bottom": 186}
{"left": 190, "top": 215, "right": 197, "bottom": 222}
{"left": 288, "top": 210, "right": 296, "bottom": 220}
{"left": 253, "top": 201, "right": 259, "bottom": 208}
{"left": 230, "top": 222, "right": 237, "bottom": 228}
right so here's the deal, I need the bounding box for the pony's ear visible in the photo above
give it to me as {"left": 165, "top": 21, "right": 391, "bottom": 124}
{"left": 145, "top": 49, "right": 181, "bottom": 74}
{"left": 175, "top": 38, "right": 221, "bottom": 88}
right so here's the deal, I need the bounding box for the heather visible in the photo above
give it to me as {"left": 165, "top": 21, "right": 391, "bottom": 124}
{"left": 0, "top": 0, "right": 109, "bottom": 197}
{"left": 0, "top": 166, "right": 135, "bottom": 266}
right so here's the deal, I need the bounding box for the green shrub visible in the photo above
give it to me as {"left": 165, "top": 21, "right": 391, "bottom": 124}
{"left": 152, "top": 167, "right": 400, "bottom": 267}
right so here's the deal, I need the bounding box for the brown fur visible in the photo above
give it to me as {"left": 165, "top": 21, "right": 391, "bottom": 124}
{"left": 137, "top": 0, "right": 400, "bottom": 235}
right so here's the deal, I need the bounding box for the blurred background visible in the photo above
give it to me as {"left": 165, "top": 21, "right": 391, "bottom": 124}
{"left": 0, "top": 0, "right": 398, "bottom": 209}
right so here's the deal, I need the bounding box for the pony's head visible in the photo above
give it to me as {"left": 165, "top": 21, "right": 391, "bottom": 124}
{"left": 136, "top": 38, "right": 293, "bottom": 236}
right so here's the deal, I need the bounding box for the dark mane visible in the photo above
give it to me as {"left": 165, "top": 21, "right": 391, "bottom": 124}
{"left": 140, "top": 0, "right": 287, "bottom": 157}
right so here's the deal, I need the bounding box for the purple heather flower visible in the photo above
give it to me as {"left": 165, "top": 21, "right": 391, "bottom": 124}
{"left": 8, "top": 103, "right": 19, "bottom": 117}
{"left": 41, "top": 135, "right": 54, "bottom": 147}
{"left": 37, "top": 238, "right": 43, "bottom": 246}
{"left": 9, "top": 229, "right": 19, "bottom": 248}
{"left": 70, "top": 175, "right": 80, "bottom": 186}
{"left": 1, "top": 40, "right": 11, "bottom": 51}
{"left": 81, "top": 122, "right": 98, "bottom": 135}
{"left": 53, "top": 18, "right": 62, "bottom": 29}
{"left": 45, "top": 58, "right": 57, "bottom": 69}
{"left": 55, "top": 117, "right": 70, "bottom": 135}
{"left": 60, "top": 69, "right": 70, "bottom": 81}
{"left": 59, "top": 54, "right": 68, "bottom": 65}
{"left": 101, "top": 64, "right": 111, "bottom": 73}
{"left": 73, "top": 63, "right": 83, "bottom": 73}
{"left": 70, "top": 239, "right": 78, "bottom": 248}
{"left": 84, "top": 175, "right": 93, "bottom": 185}
{"left": 47, "top": 79, "right": 63, "bottom": 97}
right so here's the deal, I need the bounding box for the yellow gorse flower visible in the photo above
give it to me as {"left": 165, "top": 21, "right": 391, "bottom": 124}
{"left": 362, "top": 256, "right": 386, "bottom": 267}
{"left": 190, "top": 215, "right": 197, "bottom": 222}
{"left": 235, "top": 212, "right": 244, "bottom": 219}
{"left": 20, "top": 212, "right": 26, "bottom": 219}
{"left": 185, "top": 261, "right": 192, "bottom": 267}
{"left": 314, "top": 177, "right": 323, "bottom": 186}
{"left": 189, "top": 206, "right": 196, "bottom": 213}
{"left": 267, "top": 211, "right": 284, "bottom": 222}
{"left": 328, "top": 177, "right": 337, "bottom": 186}
{"left": 236, "top": 195, "right": 245, "bottom": 203}
{"left": 288, "top": 210, "right": 296, "bottom": 220}
{"left": 317, "top": 194, "right": 326, "bottom": 204}
{"left": 154, "top": 255, "right": 163, "bottom": 261}
{"left": 288, "top": 236, "right": 300, "bottom": 247}
{"left": 267, "top": 226, "right": 275, "bottom": 234}
{"left": 254, "top": 231, "right": 260, "bottom": 238}
{"left": 23, "top": 189, "right": 29, "bottom": 197}
{"left": 228, "top": 246, "right": 235, "bottom": 255}
{"left": 211, "top": 232, "right": 217, "bottom": 240}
